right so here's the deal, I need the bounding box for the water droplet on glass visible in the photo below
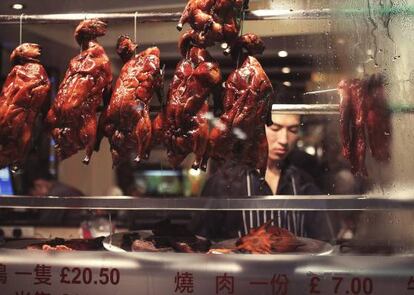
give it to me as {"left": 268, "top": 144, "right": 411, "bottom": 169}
{"left": 409, "top": 70, "right": 414, "bottom": 84}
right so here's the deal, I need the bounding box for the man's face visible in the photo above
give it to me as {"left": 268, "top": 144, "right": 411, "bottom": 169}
{"left": 265, "top": 114, "right": 301, "bottom": 162}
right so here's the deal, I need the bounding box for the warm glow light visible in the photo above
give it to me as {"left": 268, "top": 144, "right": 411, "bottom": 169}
{"left": 283, "top": 81, "right": 292, "bottom": 87}
{"left": 281, "top": 67, "right": 291, "bottom": 74}
{"left": 251, "top": 9, "right": 292, "bottom": 17}
{"left": 278, "top": 50, "right": 288, "bottom": 58}
{"left": 305, "top": 146, "right": 316, "bottom": 156}
{"left": 11, "top": 3, "right": 24, "bottom": 10}
{"left": 188, "top": 168, "right": 201, "bottom": 177}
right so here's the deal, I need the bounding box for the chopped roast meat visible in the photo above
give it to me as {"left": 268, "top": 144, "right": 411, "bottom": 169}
{"left": 177, "top": 0, "right": 247, "bottom": 48}
{"left": 153, "top": 32, "right": 221, "bottom": 169}
{"left": 41, "top": 244, "right": 73, "bottom": 251}
{"left": 206, "top": 34, "right": 272, "bottom": 171}
{"left": 338, "top": 74, "right": 391, "bottom": 176}
{"left": 0, "top": 43, "right": 51, "bottom": 169}
{"left": 171, "top": 242, "right": 195, "bottom": 253}
{"left": 26, "top": 237, "right": 104, "bottom": 251}
{"left": 46, "top": 19, "right": 112, "bottom": 164}
{"left": 131, "top": 240, "right": 160, "bottom": 252}
{"left": 97, "top": 36, "right": 163, "bottom": 166}
{"left": 236, "top": 220, "right": 303, "bottom": 254}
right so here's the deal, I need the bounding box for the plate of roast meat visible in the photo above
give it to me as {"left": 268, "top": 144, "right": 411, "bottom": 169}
{"left": 103, "top": 220, "right": 211, "bottom": 253}
{"left": 26, "top": 237, "right": 105, "bottom": 251}
{"left": 209, "top": 220, "right": 333, "bottom": 255}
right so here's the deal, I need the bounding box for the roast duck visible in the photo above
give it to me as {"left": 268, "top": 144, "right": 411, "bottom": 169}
{"left": 207, "top": 220, "right": 303, "bottom": 254}
{"left": 177, "top": 0, "right": 247, "bottom": 49}
{"left": 206, "top": 34, "right": 273, "bottom": 171}
{"left": 27, "top": 237, "right": 104, "bottom": 251}
{"left": 96, "top": 36, "right": 163, "bottom": 166}
{"left": 46, "top": 19, "right": 112, "bottom": 164}
{"left": 235, "top": 220, "right": 303, "bottom": 254}
{"left": 152, "top": 32, "right": 222, "bottom": 169}
{"left": 0, "top": 43, "right": 51, "bottom": 169}
{"left": 338, "top": 74, "right": 391, "bottom": 176}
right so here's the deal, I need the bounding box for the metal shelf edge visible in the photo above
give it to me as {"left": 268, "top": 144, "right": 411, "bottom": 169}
{"left": 0, "top": 195, "right": 413, "bottom": 210}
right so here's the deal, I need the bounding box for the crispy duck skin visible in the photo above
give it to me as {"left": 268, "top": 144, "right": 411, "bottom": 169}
{"left": 236, "top": 220, "right": 302, "bottom": 254}
{"left": 338, "top": 75, "right": 391, "bottom": 176}
{"left": 153, "top": 32, "right": 221, "bottom": 169}
{"left": 365, "top": 74, "right": 391, "bottom": 163}
{"left": 338, "top": 79, "right": 367, "bottom": 176}
{"left": 206, "top": 34, "right": 272, "bottom": 171}
{"left": 0, "top": 43, "right": 51, "bottom": 169}
{"left": 177, "top": 0, "right": 246, "bottom": 47}
{"left": 46, "top": 19, "right": 112, "bottom": 164}
{"left": 97, "top": 36, "right": 163, "bottom": 166}
{"left": 27, "top": 237, "right": 104, "bottom": 251}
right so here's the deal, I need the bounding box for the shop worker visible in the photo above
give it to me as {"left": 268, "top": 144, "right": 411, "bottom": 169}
{"left": 193, "top": 86, "right": 336, "bottom": 241}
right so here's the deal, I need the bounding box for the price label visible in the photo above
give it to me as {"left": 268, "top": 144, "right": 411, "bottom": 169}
{"left": 309, "top": 275, "right": 374, "bottom": 294}
{"left": 60, "top": 267, "right": 120, "bottom": 286}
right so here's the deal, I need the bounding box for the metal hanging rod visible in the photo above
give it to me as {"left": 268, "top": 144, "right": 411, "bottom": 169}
{"left": 0, "top": 9, "right": 331, "bottom": 25}
{"left": 272, "top": 103, "right": 414, "bottom": 115}
{"left": 303, "top": 88, "right": 338, "bottom": 96}
{"left": 272, "top": 104, "right": 339, "bottom": 115}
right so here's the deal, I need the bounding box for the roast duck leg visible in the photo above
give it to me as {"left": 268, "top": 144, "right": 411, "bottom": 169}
{"left": 0, "top": 43, "right": 51, "bottom": 169}
{"left": 46, "top": 19, "right": 112, "bottom": 164}
{"left": 338, "top": 74, "right": 391, "bottom": 176}
{"left": 152, "top": 31, "right": 222, "bottom": 169}
{"left": 177, "top": 0, "right": 247, "bottom": 49}
{"left": 206, "top": 34, "right": 274, "bottom": 171}
{"left": 96, "top": 36, "right": 163, "bottom": 166}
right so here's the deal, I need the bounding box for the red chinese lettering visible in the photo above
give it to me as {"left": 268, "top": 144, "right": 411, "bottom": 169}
{"left": 174, "top": 272, "right": 194, "bottom": 293}
{"left": 408, "top": 276, "right": 414, "bottom": 290}
{"left": 34, "top": 264, "right": 52, "bottom": 285}
{"left": 0, "top": 264, "right": 7, "bottom": 284}
{"left": 216, "top": 273, "right": 234, "bottom": 294}
{"left": 270, "top": 274, "right": 289, "bottom": 295}
{"left": 34, "top": 292, "right": 50, "bottom": 295}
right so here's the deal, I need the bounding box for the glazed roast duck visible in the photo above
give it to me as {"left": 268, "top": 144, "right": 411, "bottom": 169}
{"left": 96, "top": 36, "right": 163, "bottom": 167}
{"left": 177, "top": 0, "right": 247, "bottom": 49}
{"left": 46, "top": 19, "right": 112, "bottom": 164}
{"left": 152, "top": 31, "right": 222, "bottom": 169}
{"left": 206, "top": 33, "right": 273, "bottom": 171}
{"left": 0, "top": 43, "right": 51, "bottom": 169}
{"left": 338, "top": 74, "right": 391, "bottom": 176}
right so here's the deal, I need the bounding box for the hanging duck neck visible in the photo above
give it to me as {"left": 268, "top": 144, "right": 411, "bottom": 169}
{"left": 79, "top": 38, "right": 98, "bottom": 51}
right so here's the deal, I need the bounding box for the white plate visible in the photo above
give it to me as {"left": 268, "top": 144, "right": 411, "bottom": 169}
{"left": 212, "top": 237, "right": 333, "bottom": 255}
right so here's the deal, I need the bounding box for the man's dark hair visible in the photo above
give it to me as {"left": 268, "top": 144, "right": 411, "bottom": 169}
{"left": 266, "top": 84, "right": 303, "bottom": 126}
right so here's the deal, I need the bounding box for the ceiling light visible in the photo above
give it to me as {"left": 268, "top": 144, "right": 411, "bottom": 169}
{"left": 283, "top": 81, "right": 292, "bottom": 87}
{"left": 278, "top": 50, "right": 288, "bottom": 58}
{"left": 251, "top": 9, "right": 292, "bottom": 18}
{"left": 11, "top": 3, "right": 24, "bottom": 10}
{"left": 188, "top": 168, "right": 201, "bottom": 177}
{"left": 281, "top": 67, "right": 291, "bottom": 74}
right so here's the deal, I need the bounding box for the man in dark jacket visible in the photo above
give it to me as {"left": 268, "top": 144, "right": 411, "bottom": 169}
{"left": 193, "top": 87, "right": 336, "bottom": 241}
